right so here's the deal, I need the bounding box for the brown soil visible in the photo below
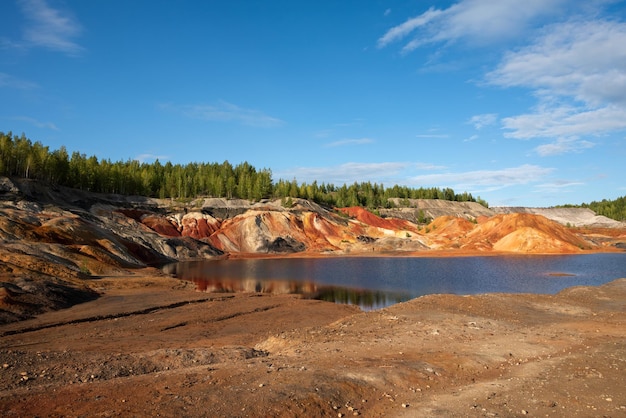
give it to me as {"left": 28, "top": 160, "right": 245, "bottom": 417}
{"left": 1, "top": 268, "right": 624, "bottom": 417}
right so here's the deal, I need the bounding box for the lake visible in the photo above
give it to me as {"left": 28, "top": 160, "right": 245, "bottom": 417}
{"left": 164, "top": 253, "right": 626, "bottom": 310}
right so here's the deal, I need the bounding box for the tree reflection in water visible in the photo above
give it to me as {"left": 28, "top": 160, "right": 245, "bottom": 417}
{"left": 186, "top": 276, "right": 409, "bottom": 310}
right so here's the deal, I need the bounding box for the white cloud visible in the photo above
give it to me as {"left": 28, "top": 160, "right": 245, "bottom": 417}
{"left": 414, "top": 162, "right": 447, "bottom": 170}
{"left": 0, "top": 72, "right": 39, "bottom": 89}
{"left": 489, "top": 19, "right": 626, "bottom": 141}
{"left": 534, "top": 180, "right": 585, "bottom": 192}
{"left": 502, "top": 103, "right": 626, "bottom": 140}
{"left": 534, "top": 137, "right": 595, "bottom": 157}
{"left": 488, "top": 20, "right": 626, "bottom": 106}
{"left": 325, "top": 138, "right": 374, "bottom": 147}
{"left": 275, "top": 162, "right": 410, "bottom": 185}
{"left": 18, "top": 0, "right": 84, "bottom": 55}
{"left": 468, "top": 113, "right": 497, "bottom": 130}
{"left": 160, "top": 101, "right": 285, "bottom": 128}
{"left": 377, "top": 7, "right": 443, "bottom": 49}
{"left": 408, "top": 164, "right": 555, "bottom": 191}
{"left": 135, "top": 153, "right": 170, "bottom": 163}
{"left": 11, "top": 115, "right": 58, "bottom": 130}
{"left": 378, "top": 0, "right": 566, "bottom": 52}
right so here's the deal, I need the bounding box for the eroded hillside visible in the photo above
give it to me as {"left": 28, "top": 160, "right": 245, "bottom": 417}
{"left": 1, "top": 177, "right": 625, "bottom": 322}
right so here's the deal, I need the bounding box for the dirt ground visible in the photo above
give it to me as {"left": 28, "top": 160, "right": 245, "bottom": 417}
{"left": 1, "top": 268, "right": 625, "bottom": 418}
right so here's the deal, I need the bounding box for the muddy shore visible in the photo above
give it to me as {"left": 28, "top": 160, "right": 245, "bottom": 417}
{"left": 1, "top": 265, "right": 625, "bottom": 417}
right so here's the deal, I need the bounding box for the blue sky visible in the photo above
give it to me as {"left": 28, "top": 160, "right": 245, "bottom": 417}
{"left": 1, "top": 0, "right": 625, "bottom": 207}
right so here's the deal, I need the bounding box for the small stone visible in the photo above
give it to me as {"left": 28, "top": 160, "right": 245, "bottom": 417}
{"left": 258, "top": 383, "right": 264, "bottom": 387}
{"left": 521, "top": 410, "right": 528, "bottom": 415}
{"left": 2, "top": 364, "right": 9, "bottom": 369}
{"left": 402, "top": 403, "right": 409, "bottom": 408}
{"left": 338, "top": 413, "right": 343, "bottom": 418}
{"left": 605, "top": 398, "right": 612, "bottom": 402}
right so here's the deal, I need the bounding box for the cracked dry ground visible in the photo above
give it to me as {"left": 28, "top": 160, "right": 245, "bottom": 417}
{"left": 1, "top": 275, "right": 625, "bottom": 417}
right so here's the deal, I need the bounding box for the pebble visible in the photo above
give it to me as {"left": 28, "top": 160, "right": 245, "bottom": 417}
{"left": 402, "top": 403, "right": 409, "bottom": 408}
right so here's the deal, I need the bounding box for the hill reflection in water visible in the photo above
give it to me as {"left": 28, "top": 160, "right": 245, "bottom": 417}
{"left": 164, "top": 253, "right": 626, "bottom": 310}
{"left": 164, "top": 261, "right": 410, "bottom": 310}
{"left": 188, "top": 277, "right": 409, "bottom": 311}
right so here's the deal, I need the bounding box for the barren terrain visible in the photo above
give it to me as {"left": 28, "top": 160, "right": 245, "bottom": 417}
{"left": 1, "top": 177, "right": 625, "bottom": 416}
{"left": 1, "top": 273, "right": 625, "bottom": 417}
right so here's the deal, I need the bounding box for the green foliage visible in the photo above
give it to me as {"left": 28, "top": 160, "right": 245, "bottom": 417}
{"left": 0, "top": 131, "right": 489, "bottom": 208}
{"left": 557, "top": 195, "right": 626, "bottom": 222}
{"left": 475, "top": 196, "right": 489, "bottom": 208}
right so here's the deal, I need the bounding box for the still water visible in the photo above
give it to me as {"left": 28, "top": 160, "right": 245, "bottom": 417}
{"left": 165, "top": 253, "right": 626, "bottom": 310}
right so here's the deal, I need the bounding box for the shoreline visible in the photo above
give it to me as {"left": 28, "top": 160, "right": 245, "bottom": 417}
{"left": 1, "top": 273, "right": 624, "bottom": 417}
{"left": 218, "top": 246, "right": 625, "bottom": 260}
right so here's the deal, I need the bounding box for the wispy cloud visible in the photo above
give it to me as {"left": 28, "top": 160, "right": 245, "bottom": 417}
{"left": 468, "top": 113, "right": 497, "bottom": 130}
{"left": 489, "top": 19, "right": 626, "bottom": 141}
{"left": 488, "top": 20, "right": 626, "bottom": 107}
{"left": 377, "top": 7, "right": 443, "bottom": 50}
{"left": 408, "top": 164, "right": 555, "bottom": 192}
{"left": 11, "top": 115, "right": 58, "bottom": 130}
{"left": 160, "top": 101, "right": 285, "bottom": 128}
{"left": 534, "top": 137, "right": 595, "bottom": 157}
{"left": 325, "top": 138, "right": 374, "bottom": 147}
{"left": 0, "top": 72, "right": 39, "bottom": 90}
{"left": 500, "top": 104, "right": 626, "bottom": 140}
{"left": 414, "top": 162, "right": 447, "bottom": 170}
{"left": 17, "top": 0, "right": 84, "bottom": 55}
{"left": 378, "top": 0, "right": 567, "bottom": 53}
{"left": 534, "top": 180, "right": 585, "bottom": 193}
{"left": 135, "top": 153, "right": 171, "bottom": 163}
{"left": 275, "top": 162, "right": 410, "bottom": 185}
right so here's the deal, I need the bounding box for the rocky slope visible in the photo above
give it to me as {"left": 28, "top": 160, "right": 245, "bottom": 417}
{"left": 1, "top": 176, "right": 624, "bottom": 322}
{"left": 492, "top": 206, "right": 624, "bottom": 228}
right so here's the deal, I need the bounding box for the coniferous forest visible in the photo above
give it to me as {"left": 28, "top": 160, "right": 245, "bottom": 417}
{"left": 558, "top": 197, "right": 626, "bottom": 222}
{"left": 0, "top": 130, "right": 487, "bottom": 209}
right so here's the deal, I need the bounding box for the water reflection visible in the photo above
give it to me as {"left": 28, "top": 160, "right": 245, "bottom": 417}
{"left": 164, "top": 253, "right": 626, "bottom": 310}
{"left": 164, "top": 261, "right": 411, "bottom": 310}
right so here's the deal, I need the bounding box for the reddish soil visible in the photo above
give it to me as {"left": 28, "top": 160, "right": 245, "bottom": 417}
{"left": 1, "top": 269, "right": 624, "bottom": 417}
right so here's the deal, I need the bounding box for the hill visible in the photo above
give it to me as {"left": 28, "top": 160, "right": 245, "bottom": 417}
{"left": 1, "top": 176, "right": 625, "bottom": 322}
{"left": 1, "top": 176, "right": 625, "bottom": 417}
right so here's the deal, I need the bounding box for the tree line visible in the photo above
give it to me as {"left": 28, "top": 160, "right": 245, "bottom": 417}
{"left": 558, "top": 196, "right": 626, "bottom": 222}
{"left": 0, "top": 131, "right": 487, "bottom": 208}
